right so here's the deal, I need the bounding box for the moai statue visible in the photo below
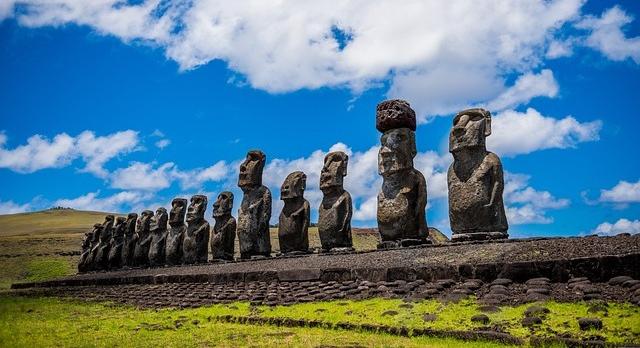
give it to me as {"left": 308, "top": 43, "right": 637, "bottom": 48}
{"left": 237, "top": 150, "right": 272, "bottom": 259}
{"left": 210, "top": 192, "right": 237, "bottom": 261}
{"left": 107, "top": 216, "right": 126, "bottom": 269}
{"left": 94, "top": 215, "right": 114, "bottom": 270}
{"left": 133, "top": 210, "right": 154, "bottom": 267}
{"left": 148, "top": 207, "right": 168, "bottom": 267}
{"left": 278, "top": 172, "right": 310, "bottom": 254}
{"left": 376, "top": 99, "right": 430, "bottom": 248}
{"left": 318, "top": 151, "right": 353, "bottom": 252}
{"left": 448, "top": 108, "right": 508, "bottom": 241}
{"left": 77, "top": 226, "right": 97, "bottom": 273}
{"left": 87, "top": 224, "right": 103, "bottom": 271}
{"left": 165, "top": 198, "right": 187, "bottom": 266}
{"left": 120, "top": 213, "right": 138, "bottom": 267}
{"left": 182, "top": 195, "right": 210, "bottom": 264}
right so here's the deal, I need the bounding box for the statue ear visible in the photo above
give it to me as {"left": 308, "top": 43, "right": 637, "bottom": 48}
{"left": 484, "top": 115, "right": 492, "bottom": 137}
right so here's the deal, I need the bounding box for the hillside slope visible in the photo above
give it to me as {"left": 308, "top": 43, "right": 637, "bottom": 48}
{"left": 0, "top": 209, "right": 116, "bottom": 237}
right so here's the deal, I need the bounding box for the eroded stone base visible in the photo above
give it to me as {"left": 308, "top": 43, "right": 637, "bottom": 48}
{"left": 377, "top": 238, "right": 432, "bottom": 249}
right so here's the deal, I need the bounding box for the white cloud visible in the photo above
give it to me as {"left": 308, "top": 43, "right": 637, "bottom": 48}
{"left": 0, "top": 130, "right": 139, "bottom": 176}
{"left": 75, "top": 130, "right": 139, "bottom": 178}
{"left": 485, "top": 70, "right": 559, "bottom": 112}
{"left": 577, "top": 6, "right": 640, "bottom": 64}
{"left": 598, "top": 179, "right": 640, "bottom": 204}
{"left": 4, "top": 0, "right": 591, "bottom": 120}
{"left": 53, "top": 190, "right": 154, "bottom": 213}
{"left": 487, "top": 108, "right": 601, "bottom": 157}
{"left": 109, "top": 160, "right": 231, "bottom": 191}
{"left": 546, "top": 39, "right": 575, "bottom": 59}
{"left": 110, "top": 162, "right": 176, "bottom": 191}
{"left": 592, "top": 218, "right": 640, "bottom": 236}
{"left": 155, "top": 139, "right": 171, "bottom": 149}
{"left": 0, "top": 199, "right": 32, "bottom": 214}
{"left": 504, "top": 172, "right": 570, "bottom": 224}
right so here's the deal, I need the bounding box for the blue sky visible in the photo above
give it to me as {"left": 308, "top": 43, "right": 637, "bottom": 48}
{"left": 1, "top": 0, "right": 639, "bottom": 237}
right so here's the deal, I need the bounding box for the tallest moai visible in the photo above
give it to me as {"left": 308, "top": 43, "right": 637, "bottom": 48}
{"left": 376, "top": 99, "right": 430, "bottom": 248}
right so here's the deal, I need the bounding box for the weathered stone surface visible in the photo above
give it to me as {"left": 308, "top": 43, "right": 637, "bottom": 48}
{"left": 375, "top": 99, "right": 416, "bottom": 132}
{"left": 121, "top": 213, "right": 138, "bottom": 267}
{"left": 107, "top": 216, "right": 126, "bottom": 269}
{"left": 376, "top": 100, "right": 429, "bottom": 245}
{"left": 165, "top": 198, "right": 187, "bottom": 266}
{"left": 78, "top": 224, "right": 99, "bottom": 272}
{"left": 448, "top": 108, "right": 508, "bottom": 241}
{"left": 318, "top": 151, "right": 353, "bottom": 252}
{"left": 278, "top": 171, "right": 310, "bottom": 254}
{"left": 471, "top": 314, "right": 490, "bottom": 324}
{"left": 182, "top": 195, "right": 210, "bottom": 264}
{"left": 578, "top": 317, "right": 603, "bottom": 330}
{"left": 94, "top": 215, "right": 114, "bottom": 270}
{"left": 237, "top": 150, "right": 272, "bottom": 259}
{"left": 148, "top": 207, "right": 168, "bottom": 267}
{"left": 210, "top": 192, "right": 236, "bottom": 261}
{"left": 133, "top": 210, "right": 154, "bottom": 267}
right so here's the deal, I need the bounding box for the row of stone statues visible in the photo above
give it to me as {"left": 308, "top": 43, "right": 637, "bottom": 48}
{"left": 78, "top": 99, "right": 508, "bottom": 271}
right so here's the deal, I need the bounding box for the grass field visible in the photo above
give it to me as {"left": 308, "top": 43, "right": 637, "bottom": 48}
{"left": 1, "top": 296, "right": 638, "bottom": 347}
{"left": 0, "top": 296, "right": 515, "bottom": 348}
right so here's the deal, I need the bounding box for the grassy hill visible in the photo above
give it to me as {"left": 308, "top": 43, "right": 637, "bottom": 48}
{"left": 0, "top": 209, "right": 117, "bottom": 289}
{"left": 0, "top": 209, "right": 117, "bottom": 237}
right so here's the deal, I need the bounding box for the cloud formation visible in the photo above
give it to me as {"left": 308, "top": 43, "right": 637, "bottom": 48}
{"left": 592, "top": 218, "right": 640, "bottom": 236}
{"left": 5, "top": 1, "right": 639, "bottom": 121}
{"left": 598, "top": 179, "right": 640, "bottom": 204}
{"left": 0, "top": 130, "right": 139, "bottom": 176}
{"left": 487, "top": 108, "right": 601, "bottom": 157}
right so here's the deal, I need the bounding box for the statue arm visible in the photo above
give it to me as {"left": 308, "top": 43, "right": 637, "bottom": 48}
{"left": 302, "top": 200, "right": 310, "bottom": 237}
{"left": 261, "top": 188, "right": 272, "bottom": 228}
{"left": 338, "top": 192, "right": 353, "bottom": 232}
{"left": 485, "top": 153, "right": 504, "bottom": 208}
{"left": 416, "top": 171, "right": 428, "bottom": 237}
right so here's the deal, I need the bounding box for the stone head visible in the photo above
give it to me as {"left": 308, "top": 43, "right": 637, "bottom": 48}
{"left": 376, "top": 99, "right": 417, "bottom": 132}
{"left": 169, "top": 198, "right": 188, "bottom": 226}
{"left": 91, "top": 224, "right": 102, "bottom": 242}
{"left": 320, "top": 151, "right": 348, "bottom": 190}
{"left": 151, "top": 207, "right": 168, "bottom": 231}
{"left": 449, "top": 108, "right": 491, "bottom": 153}
{"left": 378, "top": 128, "right": 417, "bottom": 176}
{"left": 102, "top": 214, "right": 115, "bottom": 229}
{"left": 186, "top": 195, "right": 207, "bottom": 223}
{"left": 114, "top": 216, "right": 126, "bottom": 234}
{"left": 114, "top": 216, "right": 126, "bottom": 228}
{"left": 213, "top": 191, "right": 234, "bottom": 218}
{"left": 281, "top": 171, "right": 306, "bottom": 200}
{"left": 125, "top": 213, "right": 138, "bottom": 233}
{"left": 238, "top": 150, "right": 266, "bottom": 189}
{"left": 138, "top": 210, "right": 154, "bottom": 232}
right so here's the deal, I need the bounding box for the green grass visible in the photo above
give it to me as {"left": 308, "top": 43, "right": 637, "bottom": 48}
{"left": 0, "top": 296, "right": 512, "bottom": 348}
{"left": 23, "top": 258, "right": 74, "bottom": 282}
{"left": 255, "top": 298, "right": 640, "bottom": 344}
{"left": 2, "top": 296, "right": 637, "bottom": 346}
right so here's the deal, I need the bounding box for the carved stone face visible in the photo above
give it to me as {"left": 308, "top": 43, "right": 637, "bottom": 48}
{"left": 449, "top": 108, "right": 491, "bottom": 153}
{"left": 151, "top": 207, "right": 168, "bottom": 231}
{"left": 378, "top": 128, "right": 416, "bottom": 176}
{"left": 320, "top": 151, "right": 348, "bottom": 190}
{"left": 169, "top": 198, "right": 187, "bottom": 226}
{"left": 186, "top": 195, "right": 207, "bottom": 223}
{"left": 213, "top": 191, "right": 234, "bottom": 217}
{"left": 125, "top": 213, "right": 138, "bottom": 233}
{"left": 281, "top": 171, "right": 306, "bottom": 200}
{"left": 238, "top": 150, "right": 266, "bottom": 188}
{"left": 138, "top": 210, "right": 154, "bottom": 231}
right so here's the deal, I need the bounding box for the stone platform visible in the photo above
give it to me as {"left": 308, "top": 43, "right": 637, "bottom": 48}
{"left": 11, "top": 234, "right": 640, "bottom": 289}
